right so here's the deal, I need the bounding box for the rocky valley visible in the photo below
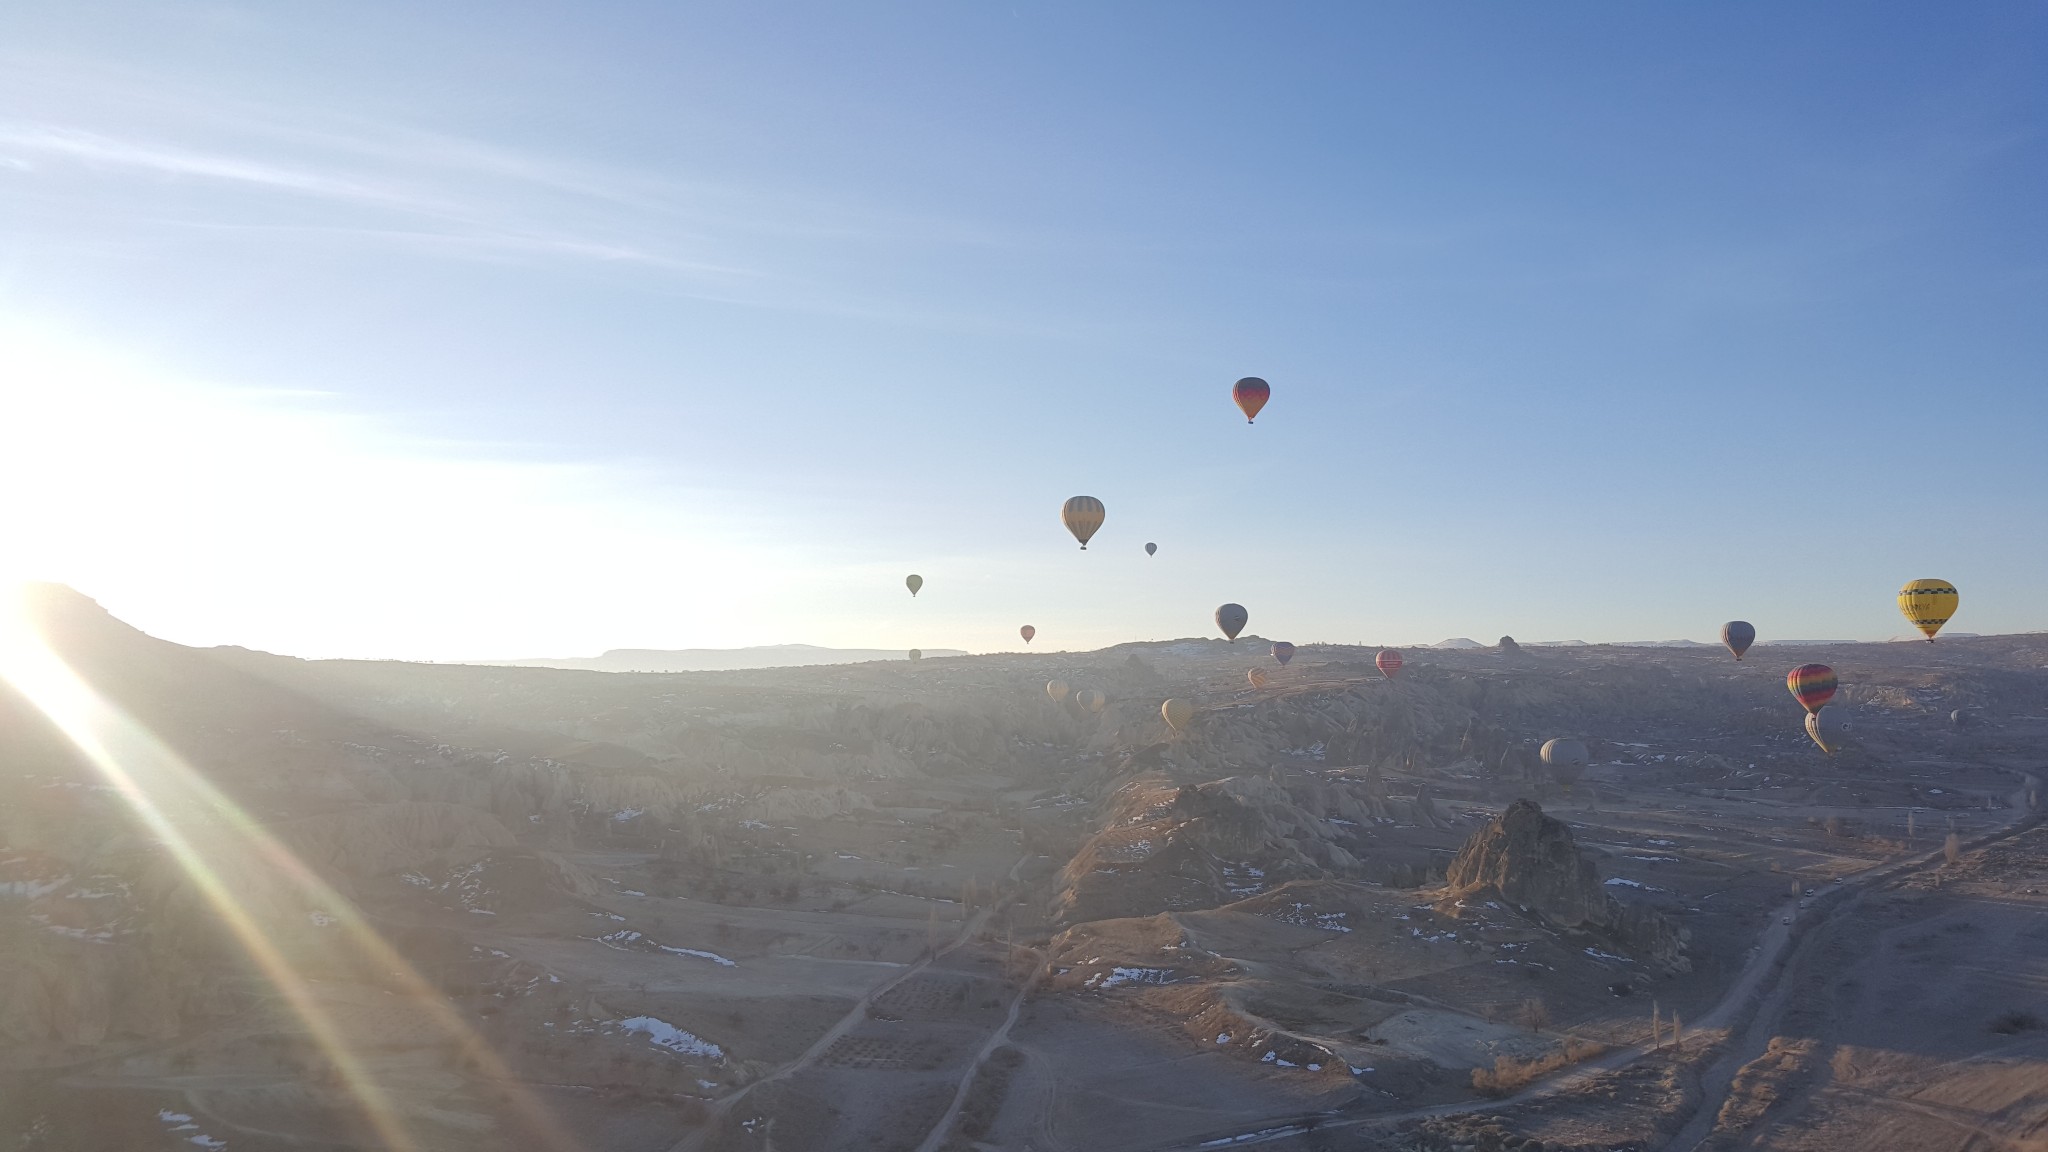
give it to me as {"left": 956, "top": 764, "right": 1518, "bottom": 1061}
{"left": 3, "top": 586, "right": 2043, "bottom": 1152}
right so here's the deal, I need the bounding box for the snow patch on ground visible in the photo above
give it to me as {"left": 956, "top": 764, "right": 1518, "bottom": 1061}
{"left": 1087, "top": 966, "right": 1177, "bottom": 988}
{"left": 658, "top": 945, "right": 738, "bottom": 966}
{"left": 619, "top": 1016, "right": 724, "bottom": 1058}
{"left": 157, "top": 1109, "right": 225, "bottom": 1149}
{"left": 1604, "top": 877, "right": 1663, "bottom": 891}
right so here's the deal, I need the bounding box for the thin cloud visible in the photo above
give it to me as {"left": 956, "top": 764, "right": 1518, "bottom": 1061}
{"left": 0, "top": 62, "right": 1181, "bottom": 333}
{"left": 0, "top": 124, "right": 418, "bottom": 206}
{"left": 148, "top": 218, "right": 762, "bottom": 279}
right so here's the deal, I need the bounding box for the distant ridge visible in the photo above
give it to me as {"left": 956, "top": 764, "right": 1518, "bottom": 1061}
{"left": 1604, "top": 639, "right": 1711, "bottom": 648}
{"left": 1433, "top": 637, "right": 1484, "bottom": 649}
{"left": 480, "top": 644, "right": 966, "bottom": 673}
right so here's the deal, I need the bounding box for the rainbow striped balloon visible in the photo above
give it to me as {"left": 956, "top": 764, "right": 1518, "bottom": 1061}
{"left": 1786, "top": 664, "right": 1837, "bottom": 714}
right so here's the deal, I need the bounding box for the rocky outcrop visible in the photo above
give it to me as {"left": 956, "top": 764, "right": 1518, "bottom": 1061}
{"left": 1445, "top": 799, "right": 1688, "bottom": 971}
{"left": 1047, "top": 759, "right": 1487, "bottom": 924}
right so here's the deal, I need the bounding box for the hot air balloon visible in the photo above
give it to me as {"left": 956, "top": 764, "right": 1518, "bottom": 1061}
{"left": 1232, "top": 377, "right": 1270, "bottom": 424}
{"left": 1721, "top": 621, "right": 1755, "bottom": 661}
{"left": 1950, "top": 708, "right": 1973, "bottom": 728}
{"left": 1077, "top": 688, "right": 1107, "bottom": 713}
{"left": 1062, "top": 496, "right": 1105, "bottom": 549}
{"left": 1145, "top": 542, "right": 1158, "bottom": 556}
{"left": 1247, "top": 668, "right": 1269, "bottom": 689}
{"left": 1215, "top": 603, "right": 1247, "bottom": 642}
{"left": 908, "top": 649, "right": 922, "bottom": 661}
{"left": 1020, "top": 625, "right": 1036, "bottom": 644}
{"left": 1898, "top": 579, "right": 1958, "bottom": 641}
{"left": 1376, "top": 649, "right": 1403, "bottom": 678}
{"left": 1271, "top": 641, "right": 1295, "bottom": 666}
{"left": 1162, "top": 698, "right": 1195, "bottom": 732}
{"left": 1786, "top": 664, "right": 1837, "bottom": 714}
{"left": 1046, "top": 679, "right": 1070, "bottom": 704}
{"left": 1540, "top": 738, "right": 1589, "bottom": 788}
{"left": 1805, "top": 708, "right": 1851, "bottom": 756}
{"left": 905, "top": 574, "right": 923, "bottom": 597}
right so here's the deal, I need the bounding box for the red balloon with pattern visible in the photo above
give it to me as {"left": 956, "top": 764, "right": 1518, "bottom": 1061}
{"left": 1232, "top": 377, "right": 1270, "bottom": 423}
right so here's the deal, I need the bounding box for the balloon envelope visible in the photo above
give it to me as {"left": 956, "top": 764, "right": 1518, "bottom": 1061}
{"left": 908, "top": 649, "right": 921, "bottom": 661}
{"left": 905, "top": 574, "right": 922, "bottom": 597}
{"left": 1046, "top": 679, "right": 1070, "bottom": 704}
{"left": 1020, "top": 625, "right": 1035, "bottom": 643}
{"left": 1145, "top": 542, "right": 1158, "bottom": 556}
{"left": 1786, "top": 664, "right": 1837, "bottom": 714}
{"left": 1215, "top": 603, "right": 1248, "bottom": 641}
{"left": 1061, "top": 496, "right": 1106, "bottom": 549}
{"left": 1805, "top": 708, "right": 1851, "bottom": 755}
{"left": 1232, "top": 377, "right": 1270, "bottom": 423}
{"left": 1247, "top": 668, "right": 1269, "bottom": 689}
{"left": 1077, "top": 689, "right": 1107, "bottom": 713}
{"left": 1721, "top": 621, "right": 1755, "bottom": 661}
{"left": 1950, "top": 708, "right": 1973, "bottom": 728}
{"left": 1376, "top": 649, "right": 1403, "bottom": 678}
{"left": 1162, "top": 698, "right": 1195, "bottom": 732}
{"left": 1540, "top": 738, "right": 1589, "bottom": 786}
{"left": 1271, "top": 641, "right": 1295, "bottom": 666}
{"left": 1898, "top": 579, "right": 1958, "bottom": 641}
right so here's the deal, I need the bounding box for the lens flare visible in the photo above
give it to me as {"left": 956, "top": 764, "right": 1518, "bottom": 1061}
{"left": 0, "top": 586, "right": 585, "bottom": 1152}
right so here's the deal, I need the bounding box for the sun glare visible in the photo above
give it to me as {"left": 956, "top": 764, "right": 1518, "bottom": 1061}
{"left": 0, "top": 321, "right": 776, "bottom": 660}
{"left": 0, "top": 585, "right": 586, "bottom": 1151}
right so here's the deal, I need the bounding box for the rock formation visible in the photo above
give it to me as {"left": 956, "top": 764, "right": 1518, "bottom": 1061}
{"left": 1445, "top": 799, "right": 1688, "bottom": 971}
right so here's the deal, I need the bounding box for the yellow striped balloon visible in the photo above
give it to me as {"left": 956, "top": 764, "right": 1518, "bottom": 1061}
{"left": 1162, "top": 698, "right": 1194, "bottom": 732}
{"left": 1897, "top": 579, "right": 1958, "bottom": 641}
{"left": 1061, "top": 496, "right": 1105, "bottom": 549}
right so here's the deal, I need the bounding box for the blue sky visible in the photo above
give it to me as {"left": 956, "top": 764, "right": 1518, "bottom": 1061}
{"left": 2, "top": 2, "right": 2043, "bottom": 659}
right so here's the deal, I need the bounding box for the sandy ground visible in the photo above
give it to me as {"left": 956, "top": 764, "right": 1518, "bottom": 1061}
{"left": 1671, "top": 825, "right": 2048, "bottom": 1152}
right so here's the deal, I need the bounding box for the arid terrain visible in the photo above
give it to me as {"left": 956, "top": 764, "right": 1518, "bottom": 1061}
{"left": 3, "top": 585, "right": 2043, "bottom": 1152}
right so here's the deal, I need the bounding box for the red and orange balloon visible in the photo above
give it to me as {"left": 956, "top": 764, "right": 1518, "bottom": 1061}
{"left": 1232, "top": 377, "right": 1270, "bottom": 424}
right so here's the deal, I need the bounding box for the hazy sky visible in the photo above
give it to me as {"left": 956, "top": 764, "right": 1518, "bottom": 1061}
{"left": 3, "top": 3, "right": 2044, "bottom": 660}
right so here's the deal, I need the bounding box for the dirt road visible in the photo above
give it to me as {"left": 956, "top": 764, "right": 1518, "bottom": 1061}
{"left": 909, "top": 951, "right": 1043, "bottom": 1152}
{"left": 667, "top": 852, "right": 1032, "bottom": 1152}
